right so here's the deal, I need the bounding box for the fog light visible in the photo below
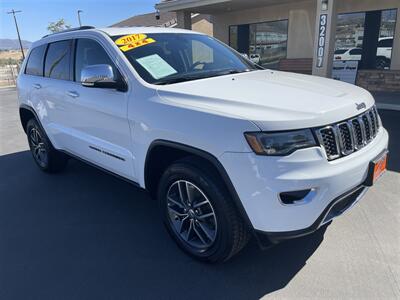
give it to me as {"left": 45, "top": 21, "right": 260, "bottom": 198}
{"left": 280, "top": 189, "right": 314, "bottom": 205}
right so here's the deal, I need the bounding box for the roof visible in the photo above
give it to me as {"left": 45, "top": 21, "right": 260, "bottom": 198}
{"left": 99, "top": 26, "right": 201, "bottom": 36}
{"left": 31, "top": 26, "right": 201, "bottom": 49}
{"left": 111, "top": 11, "right": 176, "bottom": 27}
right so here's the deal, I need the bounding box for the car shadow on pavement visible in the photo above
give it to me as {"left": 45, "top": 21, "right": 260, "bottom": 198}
{"left": 0, "top": 150, "right": 327, "bottom": 300}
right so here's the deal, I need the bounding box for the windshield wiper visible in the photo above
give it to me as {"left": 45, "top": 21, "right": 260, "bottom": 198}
{"left": 153, "top": 69, "right": 252, "bottom": 85}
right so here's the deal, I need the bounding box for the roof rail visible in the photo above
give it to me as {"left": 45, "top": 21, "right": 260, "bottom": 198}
{"left": 42, "top": 26, "right": 95, "bottom": 38}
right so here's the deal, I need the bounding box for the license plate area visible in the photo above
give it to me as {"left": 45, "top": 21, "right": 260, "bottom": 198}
{"left": 365, "top": 150, "right": 388, "bottom": 186}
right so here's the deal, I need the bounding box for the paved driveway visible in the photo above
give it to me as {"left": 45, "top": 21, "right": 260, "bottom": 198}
{"left": 0, "top": 88, "right": 399, "bottom": 299}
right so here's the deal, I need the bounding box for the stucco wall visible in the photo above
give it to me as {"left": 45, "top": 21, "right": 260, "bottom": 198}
{"left": 211, "top": 0, "right": 400, "bottom": 70}
{"left": 212, "top": 0, "right": 315, "bottom": 59}
{"left": 192, "top": 18, "right": 214, "bottom": 36}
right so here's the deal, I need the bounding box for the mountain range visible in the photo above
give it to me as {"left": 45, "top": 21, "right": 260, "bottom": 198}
{"left": 0, "top": 39, "right": 32, "bottom": 50}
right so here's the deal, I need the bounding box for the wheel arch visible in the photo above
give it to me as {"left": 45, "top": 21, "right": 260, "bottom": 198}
{"left": 144, "top": 140, "right": 253, "bottom": 230}
{"left": 19, "top": 104, "right": 40, "bottom": 133}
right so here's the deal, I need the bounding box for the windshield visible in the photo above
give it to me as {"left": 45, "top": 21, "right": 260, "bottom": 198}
{"left": 111, "top": 33, "right": 259, "bottom": 85}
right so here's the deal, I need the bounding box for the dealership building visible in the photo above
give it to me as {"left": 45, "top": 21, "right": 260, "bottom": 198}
{"left": 155, "top": 0, "right": 400, "bottom": 92}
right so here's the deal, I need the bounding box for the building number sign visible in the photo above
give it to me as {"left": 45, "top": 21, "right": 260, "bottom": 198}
{"left": 316, "top": 14, "right": 327, "bottom": 68}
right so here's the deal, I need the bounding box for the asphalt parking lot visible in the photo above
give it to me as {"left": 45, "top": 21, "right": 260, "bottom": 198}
{"left": 0, "top": 87, "right": 399, "bottom": 300}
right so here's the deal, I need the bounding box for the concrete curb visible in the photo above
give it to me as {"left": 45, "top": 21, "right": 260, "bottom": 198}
{"left": 0, "top": 86, "right": 16, "bottom": 90}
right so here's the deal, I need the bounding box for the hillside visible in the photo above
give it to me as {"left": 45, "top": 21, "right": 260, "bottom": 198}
{"left": 0, "top": 38, "right": 32, "bottom": 50}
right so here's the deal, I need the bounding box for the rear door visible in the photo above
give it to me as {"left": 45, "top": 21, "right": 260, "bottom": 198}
{"left": 18, "top": 44, "right": 48, "bottom": 127}
{"left": 55, "top": 38, "right": 135, "bottom": 180}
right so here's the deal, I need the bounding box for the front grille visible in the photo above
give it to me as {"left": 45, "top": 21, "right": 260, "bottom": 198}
{"left": 315, "top": 106, "right": 380, "bottom": 160}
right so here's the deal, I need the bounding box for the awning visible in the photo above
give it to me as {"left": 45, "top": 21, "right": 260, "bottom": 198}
{"left": 156, "top": 0, "right": 301, "bottom": 13}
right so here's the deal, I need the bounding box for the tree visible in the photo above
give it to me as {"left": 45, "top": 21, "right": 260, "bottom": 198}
{"left": 47, "top": 19, "right": 71, "bottom": 33}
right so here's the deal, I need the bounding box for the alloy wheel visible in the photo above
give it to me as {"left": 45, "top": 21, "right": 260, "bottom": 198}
{"left": 166, "top": 180, "right": 217, "bottom": 251}
{"left": 29, "top": 127, "right": 48, "bottom": 167}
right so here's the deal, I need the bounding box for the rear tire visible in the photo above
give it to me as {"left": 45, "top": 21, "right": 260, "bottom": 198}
{"left": 158, "top": 157, "right": 250, "bottom": 263}
{"left": 26, "top": 118, "right": 68, "bottom": 173}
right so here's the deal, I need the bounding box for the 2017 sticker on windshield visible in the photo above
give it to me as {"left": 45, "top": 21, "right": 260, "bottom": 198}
{"left": 115, "top": 34, "right": 155, "bottom": 52}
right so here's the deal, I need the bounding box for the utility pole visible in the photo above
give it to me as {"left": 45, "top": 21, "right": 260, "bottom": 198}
{"left": 7, "top": 9, "right": 25, "bottom": 60}
{"left": 77, "top": 10, "right": 83, "bottom": 26}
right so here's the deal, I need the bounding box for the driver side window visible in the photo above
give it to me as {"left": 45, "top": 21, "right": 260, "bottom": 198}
{"left": 74, "top": 38, "right": 120, "bottom": 82}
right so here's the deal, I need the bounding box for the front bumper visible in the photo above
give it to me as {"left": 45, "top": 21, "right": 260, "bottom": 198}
{"left": 255, "top": 184, "right": 368, "bottom": 247}
{"left": 219, "top": 127, "right": 389, "bottom": 240}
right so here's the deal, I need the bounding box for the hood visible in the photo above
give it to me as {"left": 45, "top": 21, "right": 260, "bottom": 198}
{"left": 156, "top": 70, "right": 375, "bottom": 131}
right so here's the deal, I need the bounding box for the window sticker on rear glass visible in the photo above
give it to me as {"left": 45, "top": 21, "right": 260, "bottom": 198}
{"left": 115, "top": 34, "right": 156, "bottom": 52}
{"left": 136, "top": 54, "right": 177, "bottom": 80}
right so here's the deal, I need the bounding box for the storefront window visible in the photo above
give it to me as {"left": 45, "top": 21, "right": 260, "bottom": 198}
{"left": 334, "top": 9, "right": 397, "bottom": 70}
{"left": 229, "top": 26, "right": 238, "bottom": 50}
{"left": 376, "top": 9, "right": 397, "bottom": 69}
{"left": 229, "top": 20, "right": 288, "bottom": 69}
{"left": 249, "top": 20, "right": 288, "bottom": 69}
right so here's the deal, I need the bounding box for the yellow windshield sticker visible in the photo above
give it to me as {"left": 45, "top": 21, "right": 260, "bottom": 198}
{"left": 119, "top": 38, "right": 155, "bottom": 52}
{"left": 115, "top": 34, "right": 147, "bottom": 46}
{"left": 115, "top": 34, "right": 156, "bottom": 52}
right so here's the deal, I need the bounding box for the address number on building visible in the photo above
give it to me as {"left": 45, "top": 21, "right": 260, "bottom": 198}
{"left": 316, "top": 14, "right": 327, "bottom": 68}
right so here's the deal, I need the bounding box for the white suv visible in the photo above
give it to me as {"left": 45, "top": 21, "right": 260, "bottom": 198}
{"left": 17, "top": 26, "right": 389, "bottom": 262}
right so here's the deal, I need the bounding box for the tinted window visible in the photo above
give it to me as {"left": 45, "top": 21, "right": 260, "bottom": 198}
{"left": 44, "top": 40, "right": 72, "bottom": 80}
{"left": 334, "top": 49, "right": 347, "bottom": 54}
{"left": 349, "top": 48, "right": 362, "bottom": 55}
{"left": 378, "top": 38, "right": 393, "bottom": 48}
{"left": 75, "top": 38, "right": 120, "bottom": 82}
{"left": 25, "top": 44, "right": 46, "bottom": 76}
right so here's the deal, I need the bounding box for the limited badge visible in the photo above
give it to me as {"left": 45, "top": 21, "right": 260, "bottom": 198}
{"left": 115, "top": 34, "right": 155, "bottom": 52}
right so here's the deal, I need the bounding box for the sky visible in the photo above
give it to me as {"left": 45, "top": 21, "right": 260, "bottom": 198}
{"left": 1, "top": 0, "right": 159, "bottom": 42}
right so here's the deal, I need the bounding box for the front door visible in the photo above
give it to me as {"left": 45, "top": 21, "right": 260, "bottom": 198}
{"left": 55, "top": 38, "right": 135, "bottom": 180}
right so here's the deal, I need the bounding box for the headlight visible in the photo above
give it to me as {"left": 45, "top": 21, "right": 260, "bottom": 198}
{"left": 244, "top": 129, "right": 317, "bottom": 156}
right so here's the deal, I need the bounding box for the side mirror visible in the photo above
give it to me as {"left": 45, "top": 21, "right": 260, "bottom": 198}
{"left": 81, "top": 64, "right": 127, "bottom": 91}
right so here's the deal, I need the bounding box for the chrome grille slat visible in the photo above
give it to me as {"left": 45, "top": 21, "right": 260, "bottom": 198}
{"left": 316, "top": 106, "right": 380, "bottom": 161}
{"left": 369, "top": 110, "right": 377, "bottom": 137}
{"left": 362, "top": 114, "right": 372, "bottom": 142}
{"left": 373, "top": 107, "right": 380, "bottom": 130}
{"left": 337, "top": 122, "right": 354, "bottom": 155}
{"left": 351, "top": 118, "right": 364, "bottom": 149}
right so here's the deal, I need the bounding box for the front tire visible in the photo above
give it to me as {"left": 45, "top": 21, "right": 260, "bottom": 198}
{"left": 26, "top": 118, "right": 68, "bottom": 173}
{"left": 158, "top": 157, "right": 250, "bottom": 263}
{"left": 375, "top": 57, "right": 390, "bottom": 69}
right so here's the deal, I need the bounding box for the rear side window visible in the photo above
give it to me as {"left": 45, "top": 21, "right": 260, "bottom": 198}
{"left": 349, "top": 48, "right": 362, "bottom": 55}
{"left": 378, "top": 38, "right": 393, "bottom": 48}
{"left": 45, "top": 40, "right": 72, "bottom": 80}
{"left": 74, "top": 38, "right": 120, "bottom": 82}
{"left": 25, "top": 44, "right": 47, "bottom": 76}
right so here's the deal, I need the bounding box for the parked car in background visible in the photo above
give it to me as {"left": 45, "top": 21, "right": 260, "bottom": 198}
{"left": 249, "top": 53, "right": 261, "bottom": 64}
{"left": 376, "top": 37, "right": 393, "bottom": 69}
{"left": 334, "top": 37, "right": 393, "bottom": 69}
{"left": 334, "top": 48, "right": 362, "bottom": 61}
{"left": 17, "top": 26, "right": 389, "bottom": 262}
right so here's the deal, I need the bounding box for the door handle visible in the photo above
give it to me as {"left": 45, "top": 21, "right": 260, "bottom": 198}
{"left": 33, "top": 83, "right": 41, "bottom": 89}
{"left": 67, "top": 91, "right": 79, "bottom": 98}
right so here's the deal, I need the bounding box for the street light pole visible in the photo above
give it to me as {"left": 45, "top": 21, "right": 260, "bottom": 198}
{"left": 77, "top": 10, "right": 83, "bottom": 27}
{"left": 6, "top": 9, "right": 25, "bottom": 60}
